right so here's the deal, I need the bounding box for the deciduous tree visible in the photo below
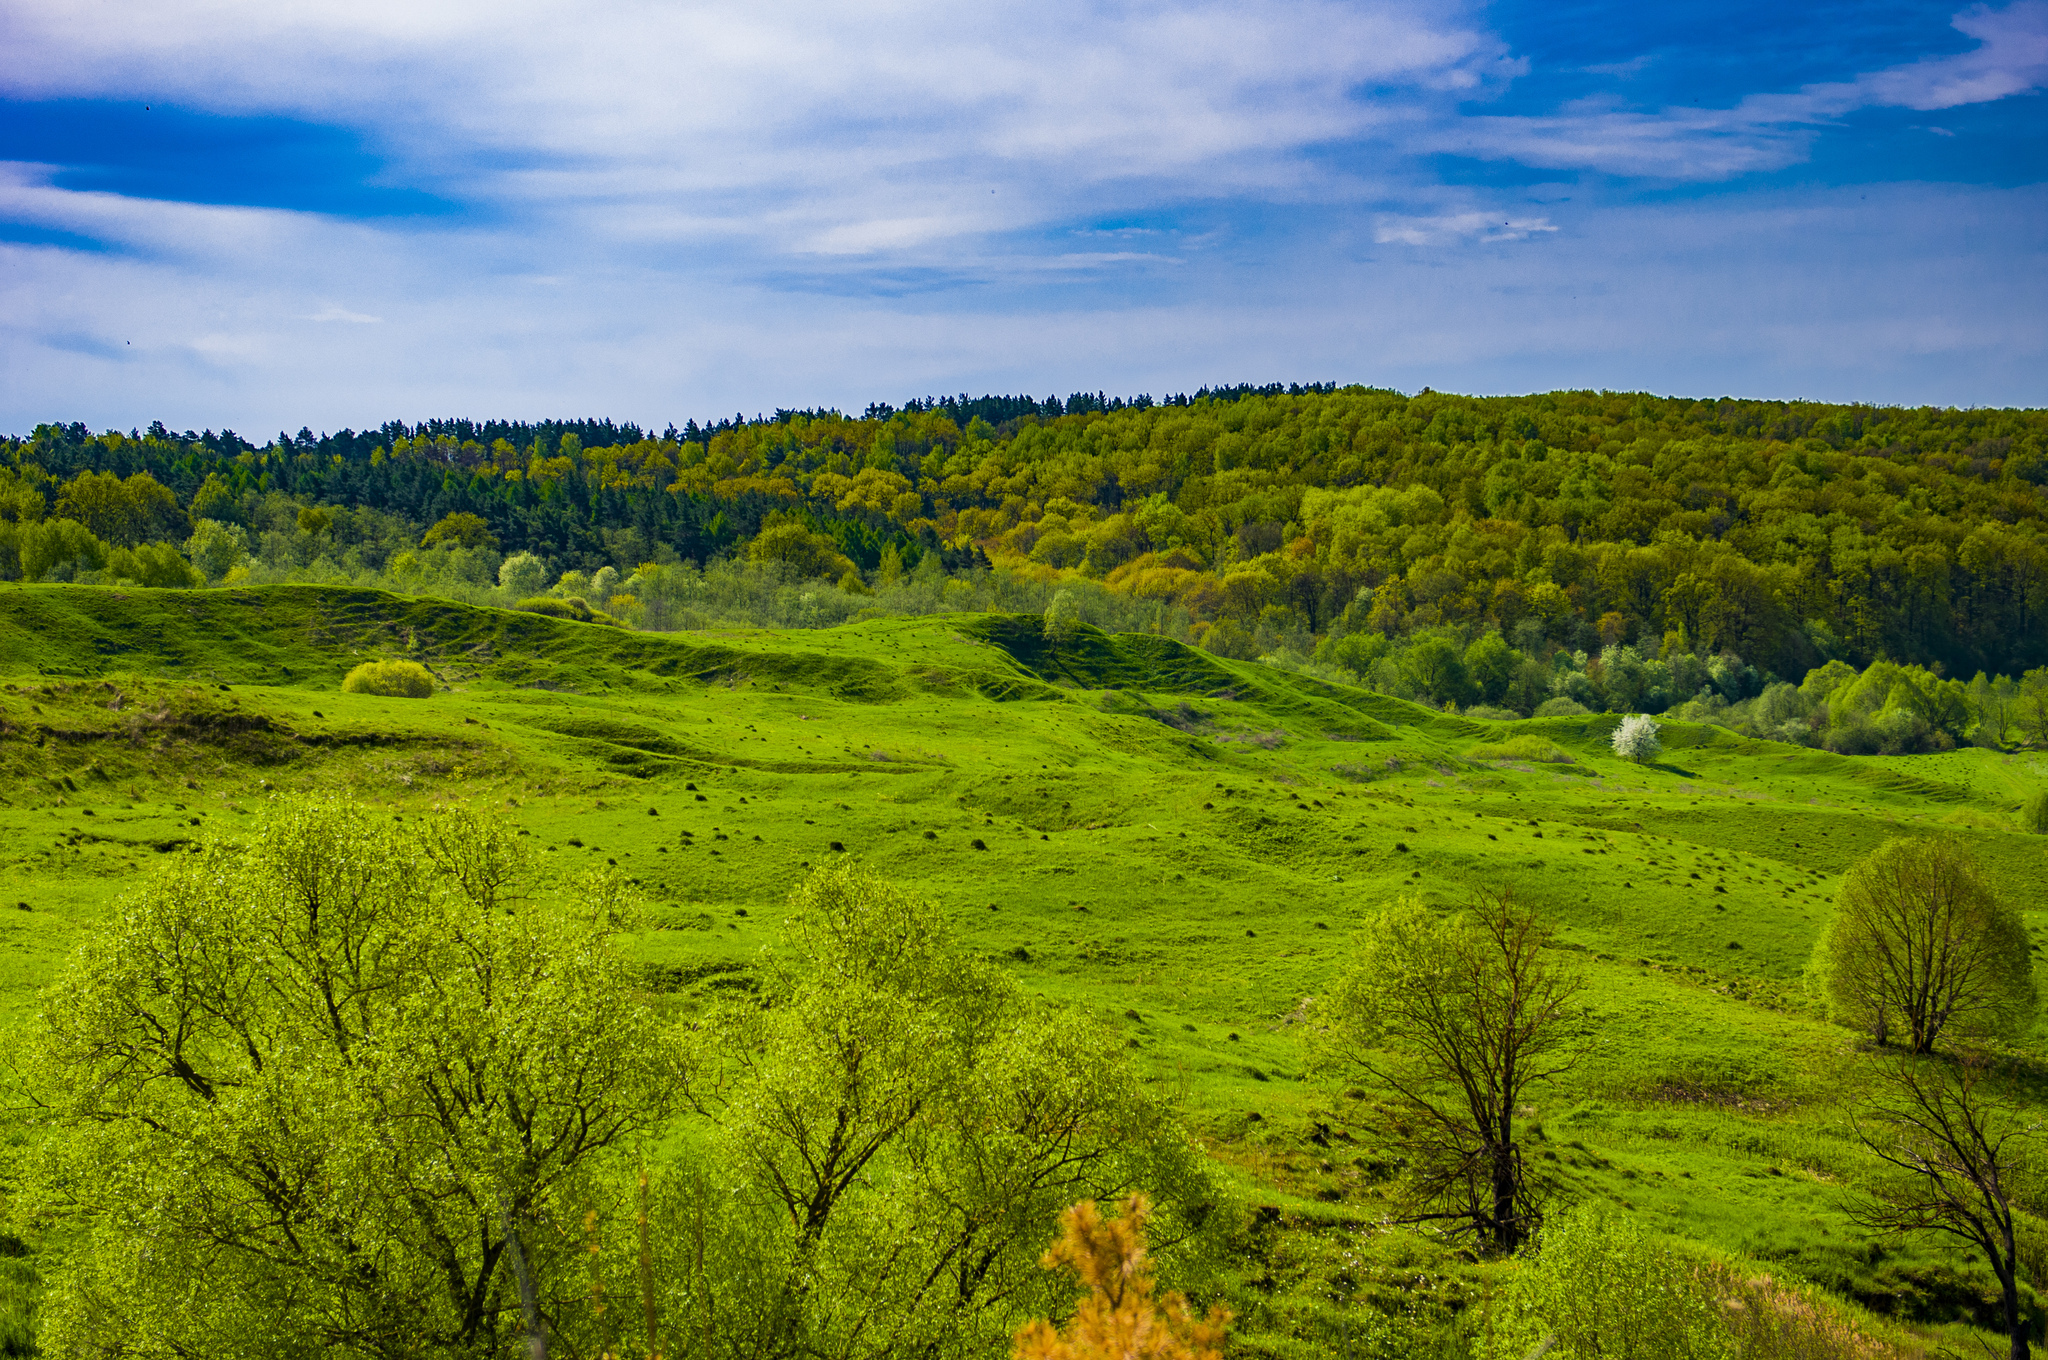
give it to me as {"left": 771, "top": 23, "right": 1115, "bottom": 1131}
{"left": 1324, "top": 889, "right": 1584, "bottom": 1253}
{"left": 28, "top": 798, "right": 674, "bottom": 1358}
{"left": 1812, "top": 836, "right": 2034, "bottom": 1053}
{"left": 1854, "top": 1057, "right": 2035, "bottom": 1360}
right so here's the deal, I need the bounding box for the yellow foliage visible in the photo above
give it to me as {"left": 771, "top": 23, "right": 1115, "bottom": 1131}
{"left": 341, "top": 660, "right": 436, "bottom": 698}
{"left": 1012, "top": 1195, "right": 1228, "bottom": 1360}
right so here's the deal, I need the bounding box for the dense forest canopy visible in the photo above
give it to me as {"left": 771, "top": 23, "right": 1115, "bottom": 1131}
{"left": 4, "top": 385, "right": 2046, "bottom": 689}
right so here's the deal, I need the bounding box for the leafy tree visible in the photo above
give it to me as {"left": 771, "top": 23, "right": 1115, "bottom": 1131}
{"left": 1405, "top": 636, "right": 1475, "bottom": 708}
{"left": 17, "top": 517, "right": 105, "bottom": 581}
{"left": 26, "top": 798, "right": 674, "bottom": 1358}
{"left": 421, "top": 510, "right": 499, "bottom": 549}
{"left": 2022, "top": 668, "right": 2048, "bottom": 746}
{"left": 1610, "top": 713, "right": 1662, "bottom": 764}
{"left": 1463, "top": 632, "right": 1517, "bottom": 705}
{"left": 682, "top": 862, "right": 1216, "bottom": 1359}
{"left": 55, "top": 469, "right": 184, "bottom": 546}
{"left": 1812, "top": 836, "right": 2035, "bottom": 1053}
{"left": 498, "top": 550, "right": 550, "bottom": 597}
{"left": 1324, "top": 889, "right": 1584, "bottom": 1253}
{"left": 748, "top": 520, "right": 856, "bottom": 580}
{"left": 186, "top": 518, "right": 250, "bottom": 581}
{"left": 1854, "top": 1058, "right": 2035, "bottom": 1360}
{"left": 1046, "top": 589, "right": 1084, "bottom": 645}
{"left": 189, "top": 470, "right": 246, "bottom": 525}
{"left": 1013, "top": 1195, "right": 1229, "bottom": 1360}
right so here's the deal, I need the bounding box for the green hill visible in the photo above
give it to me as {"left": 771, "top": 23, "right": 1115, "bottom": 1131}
{"left": 1, "top": 582, "right": 2045, "bottom": 1353}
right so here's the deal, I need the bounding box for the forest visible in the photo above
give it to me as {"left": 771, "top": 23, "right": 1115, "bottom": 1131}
{"left": 3, "top": 385, "right": 2047, "bottom": 754}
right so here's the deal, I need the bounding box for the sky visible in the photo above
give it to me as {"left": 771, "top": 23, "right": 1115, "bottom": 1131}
{"left": 1, "top": 0, "right": 2044, "bottom": 436}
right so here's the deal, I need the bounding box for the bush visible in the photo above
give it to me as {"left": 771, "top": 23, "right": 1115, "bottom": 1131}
{"left": 2023, "top": 790, "right": 2048, "bottom": 834}
{"left": 341, "top": 660, "right": 436, "bottom": 697}
{"left": 1534, "top": 697, "right": 1589, "bottom": 717}
{"left": 1463, "top": 704, "right": 1524, "bottom": 722}
{"left": 1486, "top": 1203, "right": 1727, "bottom": 1360}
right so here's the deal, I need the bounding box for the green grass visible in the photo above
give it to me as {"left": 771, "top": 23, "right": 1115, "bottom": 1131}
{"left": 1, "top": 582, "right": 2044, "bottom": 1354}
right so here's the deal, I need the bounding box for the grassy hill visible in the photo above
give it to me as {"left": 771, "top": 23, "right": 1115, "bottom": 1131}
{"left": 2, "top": 582, "right": 2045, "bottom": 1353}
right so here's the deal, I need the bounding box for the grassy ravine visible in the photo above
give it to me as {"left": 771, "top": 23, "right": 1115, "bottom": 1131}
{"left": 2, "top": 583, "right": 2045, "bottom": 1354}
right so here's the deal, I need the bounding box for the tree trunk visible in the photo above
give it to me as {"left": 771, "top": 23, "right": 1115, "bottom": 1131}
{"left": 1491, "top": 1138, "right": 1520, "bottom": 1253}
{"left": 501, "top": 1203, "right": 548, "bottom": 1360}
{"left": 2001, "top": 1266, "right": 2030, "bottom": 1360}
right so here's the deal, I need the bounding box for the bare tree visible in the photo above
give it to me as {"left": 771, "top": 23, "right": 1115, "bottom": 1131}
{"left": 1325, "top": 888, "right": 1585, "bottom": 1253}
{"left": 1854, "top": 1057, "right": 2035, "bottom": 1360}
{"left": 1814, "top": 835, "right": 2035, "bottom": 1054}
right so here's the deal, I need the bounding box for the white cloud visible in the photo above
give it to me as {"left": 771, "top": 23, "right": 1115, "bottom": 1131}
{"left": 306, "top": 305, "right": 381, "bottom": 323}
{"left": 1440, "top": 0, "right": 2048, "bottom": 179}
{"left": 1375, "top": 211, "right": 1558, "bottom": 245}
{"left": 0, "top": 0, "right": 1514, "bottom": 260}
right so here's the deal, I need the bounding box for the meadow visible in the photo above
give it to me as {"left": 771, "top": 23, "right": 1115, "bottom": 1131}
{"left": 1, "top": 582, "right": 2044, "bottom": 1356}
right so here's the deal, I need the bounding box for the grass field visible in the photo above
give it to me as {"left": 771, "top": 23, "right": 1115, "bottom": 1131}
{"left": 2, "top": 582, "right": 2044, "bottom": 1355}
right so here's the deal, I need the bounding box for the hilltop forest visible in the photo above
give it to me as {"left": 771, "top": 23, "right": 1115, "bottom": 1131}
{"left": 4, "top": 386, "right": 2047, "bottom": 748}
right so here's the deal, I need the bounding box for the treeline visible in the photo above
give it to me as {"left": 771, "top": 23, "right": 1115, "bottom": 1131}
{"left": 5, "top": 386, "right": 2046, "bottom": 684}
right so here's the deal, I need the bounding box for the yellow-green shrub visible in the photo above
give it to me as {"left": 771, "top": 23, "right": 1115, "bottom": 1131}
{"left": 341, "top": 660, "right": 435, "bottom": 698}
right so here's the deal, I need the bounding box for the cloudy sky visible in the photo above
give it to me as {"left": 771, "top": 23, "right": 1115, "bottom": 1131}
{"left": 2, "top": 0, "right": 2044, "bottom": 434}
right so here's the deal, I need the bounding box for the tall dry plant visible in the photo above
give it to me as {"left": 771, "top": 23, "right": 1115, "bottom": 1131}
{"left": 1704, "top": 1264, "right": 1916, "bottom": 1360}
{"left": 1014, "top": 1195, "right": 1229, "bottom": 1360}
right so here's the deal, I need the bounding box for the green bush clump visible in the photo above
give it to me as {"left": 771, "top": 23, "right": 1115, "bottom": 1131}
{"left": 1467, "top": 735, "right": 1574, "bottom": 764}
{"left": 2022, "top": 789, "right": 2048, "bottom": 834}
{"left": 514, "top": 596, "right": 620, "bottom": 626}
{"left": 341, "top": 660, "right": 435, "bottom": 697}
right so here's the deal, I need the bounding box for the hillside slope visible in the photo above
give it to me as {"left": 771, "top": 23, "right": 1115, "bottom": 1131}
{"left": 1, "top": 582, "right": 2045, "bottom": 1352}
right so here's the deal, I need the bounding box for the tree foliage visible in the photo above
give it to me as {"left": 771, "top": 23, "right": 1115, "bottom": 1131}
{"left": 1324, "top": 889, "right": 1584, "bottom": 1253}
{"left": 341, "top": 658, "right": 438, "bottom": 696}
{"left": 1013, "top": 1195, "right": 1229, "bottom": 1360}
{"left": 1812, "top": 836, "right": 2034, "bottom": 1053}
{"left": 669, "top": 860, "right": 1220, "bottom": 1360}
{"left": 25, "top": 798, "right": 674, "bottom": 1358}
{"left": 1610, "top": 713, "right": 1661, "bottom": 763}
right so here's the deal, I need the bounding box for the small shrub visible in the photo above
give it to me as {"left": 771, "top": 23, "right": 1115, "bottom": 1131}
{"left": 1486, "top": 1202, "right": 1725, "bottom": 1360}
{"left": 1534, "top": 697, "right": 1589, "bottom": 717}
{"left": 2020, "top": 789, "right": 2048, "bottom": 835}
{"left": 1013, "top": 1194, "right": 1229, "bottom": 1360}
{"left": 341, "top": 660, "right": 435, "bottom": 698}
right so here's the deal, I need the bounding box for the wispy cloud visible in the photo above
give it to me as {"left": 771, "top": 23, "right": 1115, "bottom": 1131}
{"left": 1375, "top": 212, "right": 1559, "bottom": 245}
{"left": 306, "top": 305, "right": 380, "bottom": 323}
{"left": 1441, "top": 0, "right": 2048, "bottom": 178}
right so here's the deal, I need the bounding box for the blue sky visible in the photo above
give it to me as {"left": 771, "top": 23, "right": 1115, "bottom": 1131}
{"left": 1, "top": 0, "right": 2043, "bottom": 434}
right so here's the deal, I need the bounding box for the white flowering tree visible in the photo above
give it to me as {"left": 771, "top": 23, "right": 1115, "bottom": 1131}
{"left": 1611, "top": 713, "right": 1662, "bottom": 764}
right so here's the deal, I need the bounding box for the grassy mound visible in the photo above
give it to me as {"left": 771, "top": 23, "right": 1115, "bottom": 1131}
{"left": 514, "top": 595, "right": 621, "bottom": 625}
{"left": 341, "top": 659, "right": 435, "bottom": 697}
{"left": 1467, "top": 734, "right": 1576, "bottom": 764}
